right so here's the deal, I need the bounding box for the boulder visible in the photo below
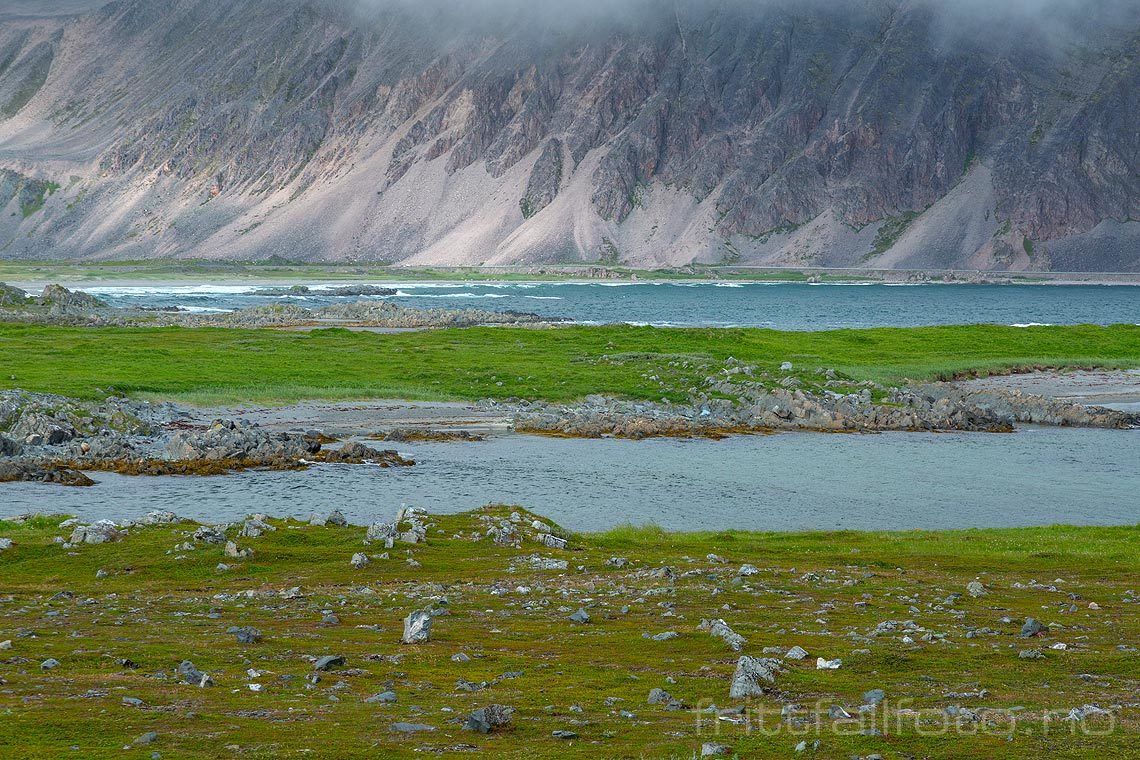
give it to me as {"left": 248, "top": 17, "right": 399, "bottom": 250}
{"left": 0, "top": 282, "right": 29, "bottom": 307}
{"left": 729, "top": 656, "right": 780, "bottom": 699}
{"left": 401, "top": 609, "right": 432, "bottom": 644}
{"left": 70, "top": 521, "right": 123, "bottom": 545}
{"left": 38, "top": 284, "right": 108, "bottom": 310}
{"left": 464, "top": 704, "right": 515, "bottom": 733}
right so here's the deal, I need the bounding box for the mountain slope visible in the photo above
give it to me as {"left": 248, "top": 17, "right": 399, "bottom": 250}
{"left": 0, "top": 0, "right": 1137, "bottom": 270}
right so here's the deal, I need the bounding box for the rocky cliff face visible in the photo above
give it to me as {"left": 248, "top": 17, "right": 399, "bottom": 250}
{"left": 0, "top": 0, "right": 1136, "bottom": 270}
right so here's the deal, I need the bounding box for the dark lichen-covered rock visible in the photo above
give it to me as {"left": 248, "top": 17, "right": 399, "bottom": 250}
{"left": 0, "top": 282, "right": 29, "bottom": 307}
{"left": 0, "top": 460, "right": 95, "bottom": 487}
{"left": 165, "top": 419, "right": 320, "bottom": 462}
{"left": 38, "top": 284, "right": 108, "bottom": 310}
{"left": 317, "top": 441, "right": 413, "bottom": 467}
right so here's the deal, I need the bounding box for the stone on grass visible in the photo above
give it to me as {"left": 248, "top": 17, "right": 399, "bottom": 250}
{"left": 70, "top": 521, "right": 123, "bottom": 545}
{"left": 227, "top": 626, "right": 262, "bottom": 644}
{"left": 1020, "top": 618, "right": 1048, "bottom": 637}
{"left": 552, "top": 730, "right": 578, "bottom": 739}
{"left": 464, "top": 704, "right": 515, "bottom": 733}
{"left": 729, "top": 656, "right": 781, "bottom": 699}
{"left": 784, "top": 645, "right": 809, "bottom": 660}
{"left": 700, "top": 618, "right": 747, "bottom": 651}
{"left": 350, "top": 553, "right": 370, "bottom": 569}
{"left": 390, "top": 722, "right": 436, "bottom": 733}
{"left": 0, "top": 538, "right": 12, "bottom": 551}
{"left": 365, "top": 691, "right": 397, "bottom": 704}
{"left": 816, "top": 657, "right": 842, "bottom": 670}
{"left": 966, "top": 581, "right": 987, "bottom": 597}
{"left": 402, "top": 609, "right": 432, "bottom": 644}
{"left": 176, "top": 661, "right": 213, "bottom": 687}
{"left": 310, "top": 509, "right": 348, "bottom": 527}
{"left": 313, "top": 655, "right": 345, "bottom": 671}
{"left": 701, "top": 743, "right": 730, "bottom": 757}
{"left": 569, "top": 608, "right": 591, "bottom": 624}
{"left": 133, "top": 732, "right": 158, "bottom": 746}
{"left": 863, "top": 689, "right": 886, "bottom": 705}
{"left": 224, "top": 541, "right": 252, "bottom": 559}
{"left": 193, "top": 526, "right": 226, "bottom": 544}
{"left": 1019, "top": 649, "right": 1045, "bottom": 660}
{"left": 647, "top": 688, "right": 673, "bottom": 704}
{"left": 40, "top": 658, "right": 60, "bottom": 671}
{"left": 538, "top": 533, "right": 568, "bottom": 550}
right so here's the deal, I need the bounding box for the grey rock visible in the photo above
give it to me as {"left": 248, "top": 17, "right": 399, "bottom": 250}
{"left": 464, "top": 704, "right": 515, "bottom": 733}
{"left": 729, "top": 656, "right": 781, "bottom": 699}
{"left": 69, "top": 521, "right": 123, "bottom": 545}
{"left": 313, "top": 655, "right": 345, "bottom": 671}
{"left": 863, "top": 688, "right": 886, "bottom": 705}
{"left": 389, "top": 722, "right": 436, "bottom": 733}
{"left": 569, "top": 608, "right": 591, "bottom": 624}
{"left": 401, "top": 609, "right": 432, "bottom": 644}
{"left": 365, "top": 691, "right": 397, "bottom": 704}
{"left": 700, "top": 618, "right": 747, "bottom": 651}
{"left": 350, "top": 552, "right": 370, "bottom": 569}
{"left": 538, "top": 533, "right": 568, "bottom": 550}
{"left": 133, "top": 732, "right": 158, "bottom": 746}
{"left": 1020, "top": 618, "right": 1048, "bottom": 637}
{"left": 647, "top": 688, "right": 673, "bottom": 704}
{"left": 310, "top": 509, "right": 348, "bottom": 527}
{"left": 966, "top": 580, "right": 987, "bottom": 597}
{"left": 193, "top": 526, "right": 226, "bottom": 544}
{"left": 552, "top": 730, "right": 578, "bottom": 739}
{"left": 701, "top": 742, "right": 731, "bottom": 756}
{"left": 40, "top": 658, "right": 60, "bottom": 671}
{"left": 176, "top": 661, "right": 213, "bottom": 687}
{"left": 227, "top": 626, "right": 262, "bottom": 644}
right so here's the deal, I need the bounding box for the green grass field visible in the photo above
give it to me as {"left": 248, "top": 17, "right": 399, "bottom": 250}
{"left": 0, "top": 507, "right": 1135, "bottom": 759}
{"left": 2, "top": 323, "right": 1138, "bottom": 404}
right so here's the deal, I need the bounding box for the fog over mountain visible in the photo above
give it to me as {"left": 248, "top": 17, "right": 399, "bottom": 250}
{"left": 0, "top": 0, "right": 1136, "bottom": 269}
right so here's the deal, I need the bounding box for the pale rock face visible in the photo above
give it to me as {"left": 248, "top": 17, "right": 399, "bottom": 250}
{"left": 0, "top": 0, "right": 1136, "bottom": 270}
{"left": 401, "top": 609, "right": 432, "bottom": 644}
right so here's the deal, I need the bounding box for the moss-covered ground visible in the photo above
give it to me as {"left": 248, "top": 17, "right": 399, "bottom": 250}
{"left": 0, "top": 507, "right": 1135, "bottom": 758}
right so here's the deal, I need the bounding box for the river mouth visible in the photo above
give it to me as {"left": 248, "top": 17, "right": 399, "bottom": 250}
{"left": 5, "top": 426, "right": 1136, "bottom": 532}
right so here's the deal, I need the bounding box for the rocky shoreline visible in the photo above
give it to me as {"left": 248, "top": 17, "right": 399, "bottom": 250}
{"left": 0, "top": 283, "right": 553, "bottom": 329}
{"left": 2, "top": 361, "right": 1137, "bottom": 488}
{"left": 0, "top": 391, "right": 412, "bottom": 487}
{"left": 513, "top": 376, "right": 1135, "bottom": 437}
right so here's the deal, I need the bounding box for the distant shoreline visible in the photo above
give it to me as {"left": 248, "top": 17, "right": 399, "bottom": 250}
{"left": 1, "top": 260, "right": 1139, "bottom": 288}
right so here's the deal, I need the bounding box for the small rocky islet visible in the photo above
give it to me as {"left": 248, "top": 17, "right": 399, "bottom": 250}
{"left": 0, "top": 389, "right": 412, "bottom": 486}
{"left": 0, "top": 282, "right": 550, "bottom": 329}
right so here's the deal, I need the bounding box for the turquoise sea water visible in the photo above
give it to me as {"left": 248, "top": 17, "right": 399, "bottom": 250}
{"left": 81, "top": 281, "right": 1139, "bottom": 329}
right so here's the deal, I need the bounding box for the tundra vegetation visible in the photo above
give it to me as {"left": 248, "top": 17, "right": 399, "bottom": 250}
{"left": 0, "top": 507, "right": 1135, "bottom": 758}
{"left": 0, "top": 323, "right": 1137, "bottom": 405}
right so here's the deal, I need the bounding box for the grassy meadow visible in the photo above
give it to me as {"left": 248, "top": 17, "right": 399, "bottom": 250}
{"left": 1, "top": 323, "right": 1138, "bottom": 404}
{"left": 0, "top": 507, "right": 1135, "bottom": 758}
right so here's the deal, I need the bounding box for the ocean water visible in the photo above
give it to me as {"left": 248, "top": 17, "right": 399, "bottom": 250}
{"left": 79, "top": 281, "right": 1140, "bottom": 330}
{"left": 4, "top": 426, "right": 1137, "bottom": 531}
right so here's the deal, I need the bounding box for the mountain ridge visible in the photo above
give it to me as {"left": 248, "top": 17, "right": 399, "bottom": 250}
{"left": 0, "top": 0, "right": 1136, "bottom": 270}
